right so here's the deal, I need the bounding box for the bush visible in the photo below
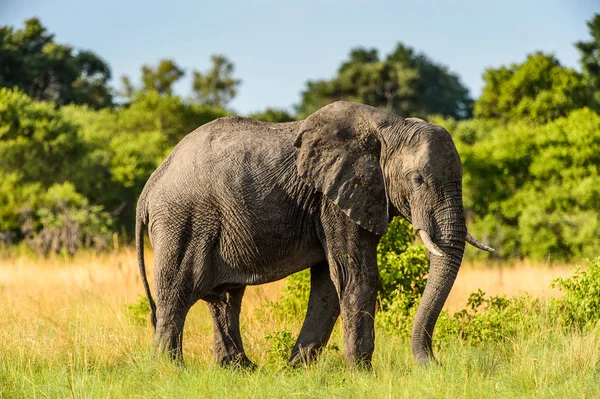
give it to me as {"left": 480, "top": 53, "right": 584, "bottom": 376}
{"left": 550, "top": 257, "right": 600, "bottom": 329}
{"left": 265, "top": 330, "right": 295, "bottom": 364}
{"left": 435, "top": 291, "right": 542, "bottom": 344}
{"left": 21, "top": 182, "right": 112, "bottom": 256}
{"left": 126, "top": 294, "right": 152, "bottom": 326}
{"left": 442, "top": 108, "right": 600, "bottom": 262}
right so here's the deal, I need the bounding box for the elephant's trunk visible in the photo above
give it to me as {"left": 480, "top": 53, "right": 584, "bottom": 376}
{"left": 411, "top": 195, "right": 466, "bottom": 364}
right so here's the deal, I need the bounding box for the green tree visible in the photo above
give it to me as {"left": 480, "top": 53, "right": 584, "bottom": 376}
{"left": 474, "top": 52, "right": 589, "bottom": 123}
{"left": 440, "top": 109, "right": 600, "bottom": 261}
{"left": 0, "top": 88, "right": 114, "bottom": 248}
{"left": 192, "top": 55, "right": 241, "bottom": 108}
{"left": 576, "top": 13, "right": 600, "bottom": 111}
{"left": 118, "top": 91, "right": 228, "bottom": 145}
{"left": 0, "top": 87, "right": 82, "bottom": 187}
{"left": 248, "top": 108, "right": 295, "bottom": 122}
{"left": 140, "top": 59, "right": 185, "bottom": 96}
{"left": 296, "top": 43, "right": 473, "bottom": 119}
{"left": 0, "top": 18, "right": 112, "bottom": 108}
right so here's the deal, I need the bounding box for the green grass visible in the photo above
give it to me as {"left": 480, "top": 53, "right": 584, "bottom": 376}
{"left": 2, "top": 329, "right": 599, "bottom": 398}
{"left": 0, "top": 251, "right": 599, "bottom": 398}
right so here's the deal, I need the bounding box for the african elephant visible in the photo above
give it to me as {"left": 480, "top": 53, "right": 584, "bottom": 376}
{"left": 135, "top": 101, "right": 493, "bottom": 368}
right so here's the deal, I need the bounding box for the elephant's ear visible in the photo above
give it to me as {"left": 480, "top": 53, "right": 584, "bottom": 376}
{"left": 294, "top": 101, "right": 389, "bottom": 235}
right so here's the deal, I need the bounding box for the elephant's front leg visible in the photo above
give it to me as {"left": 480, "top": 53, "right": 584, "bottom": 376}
{"left": 320, "top": 219, "right": 380, "bottom": 367}
{"left": 207, "top": 287, "right": 255, "bottom": 368}
{"left": 290, "top": 262, "right": 340, "bottom": 365}
{"left": 335, "top": 261, "right": 378, "bottom": 367}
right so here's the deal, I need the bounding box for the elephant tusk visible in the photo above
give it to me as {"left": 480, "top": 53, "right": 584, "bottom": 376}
{"left": 466, "top": 233, "right": 495, "bottom": 252}
{"left": 418, "top": 230, "right": 446, "bottom": 257}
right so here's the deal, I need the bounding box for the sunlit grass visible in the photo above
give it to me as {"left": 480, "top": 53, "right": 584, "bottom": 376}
{"left": 0, "top": 249, "right": 598, "bottom": 398}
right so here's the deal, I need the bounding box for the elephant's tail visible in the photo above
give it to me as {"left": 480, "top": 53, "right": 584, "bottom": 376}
{"left": 136, "top": 214, "right": 157, "bottom": 329}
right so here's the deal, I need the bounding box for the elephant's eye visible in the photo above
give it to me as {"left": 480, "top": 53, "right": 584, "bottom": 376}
{"left": 409, "top": 172, "right": 424, "bottom": 189}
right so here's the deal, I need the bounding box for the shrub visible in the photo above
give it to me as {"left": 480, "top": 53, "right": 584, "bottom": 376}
{"left": 265, "top": 330, "right": 295, "bottom": 364}
{"left": 126, "top": 294, "right": 152, "bottom": 327}
{"left": 21, "top": 182, "right": 112, "bottom": 256}
{"left": 550, "top": 257, "right": 600, "bottom": 329}
{"left": 435, "top": 291, "right": 542, "bottom": 344}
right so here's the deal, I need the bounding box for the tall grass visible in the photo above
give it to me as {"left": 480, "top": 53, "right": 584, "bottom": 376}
{"left": 0, "top": 250, "right": 598, "bottom": 398}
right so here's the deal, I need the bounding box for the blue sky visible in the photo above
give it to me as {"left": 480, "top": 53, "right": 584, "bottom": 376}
{"left": 1, "top": 0, "right": 599, "bottom": 114}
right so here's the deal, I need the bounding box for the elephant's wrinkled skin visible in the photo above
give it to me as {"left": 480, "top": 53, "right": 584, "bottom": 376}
{"left": 136, "top": 101, "right": 492, "bottom": 368}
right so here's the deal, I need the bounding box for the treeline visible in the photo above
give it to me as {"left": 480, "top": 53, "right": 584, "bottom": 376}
{"left": 1, "top": 16, "right": 599, "bottom": 261}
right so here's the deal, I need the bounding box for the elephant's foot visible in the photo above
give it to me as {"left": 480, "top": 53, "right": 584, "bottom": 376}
{"left": 347, "top": 357, "right": 373, "bottom": 371}
{"left": 153, "top": 344, "right": 185, "bottom": 367}
{"left": 218, "top": 352, "right": 257, "bottom": 370}
{"left": 289, "top": 344, "right": 321, "bottom": 367}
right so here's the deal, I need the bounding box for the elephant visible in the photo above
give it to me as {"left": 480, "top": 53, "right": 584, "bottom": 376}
{"left": 135, "top": 101, "right": 493, "bottom": 368}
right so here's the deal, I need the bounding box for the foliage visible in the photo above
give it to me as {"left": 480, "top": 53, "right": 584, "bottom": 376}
{"left": 436, "top": 109, "right": 600, "bottom": 261}
{"left": 474, "top": 52, "right": 590, "bottom": 123}
{"left": 140, "top": 59, "right": 185, "bottom": 96}
{"left": 126, "top": 294, "right": 152, "bottom": 327}
{"left": 264, "top": 330, "right": 295, "bottom": 364}
{"left": 248, "top": 108, "right": 295, "bottom": 122}
{"left": 0, "top": 87, "right": 82, "bottom": 187}
{"left": 375, "top": 218, "right": 429, "bottom": 335}
{"left": 435, "top": 291, "right": 542, "bottom": 345}
{"left": 376, "top": 218, "right": 428, "bottom": 305}
{"left": 297, "top": 43, "right": 473, "bottom": 119}
{"left": 576, "top": 13, "right": 600, "bottom": 111}
{"left": 0, "top": 88, "right": 112, "bottom": 250}
{"left": 0, "top": 172, "right": 41, "bottom": 233}
{"left": 0, "top": 18, "right": 112, "bottom": 108}
{"left": 21, "top": 182, "right": 112, "bottom": 256}
{"left": 192, "top": 55, "right": 241, "bottom": 108}
{"left": 117, "top": 90, "right": 228, "bottom": 145}
{"left": 550, "top": 257, "right": 600, "bottom": 329}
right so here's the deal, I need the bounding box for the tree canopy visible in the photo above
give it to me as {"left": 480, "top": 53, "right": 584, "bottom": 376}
{"left": 576, "top": 14, "right": 600, "bottom": 111}
{"left": 296, "top": 43, "right": 473, "bottom": 119}
{"left": 474, "top": 52, "right": 590, "bottom": 123}
{"left": 192, "top": 55, "right": 241, "bottom": 108}
{"left": 0, "top": 18, "right": 113, "bottom": 109}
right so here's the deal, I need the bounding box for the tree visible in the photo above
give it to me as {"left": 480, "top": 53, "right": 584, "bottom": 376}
{"left": 192, "top": 55, "right": 241, "bottom": 108}
{"left": 576, "top": 13, "right": 600, "bottom": 111}
{"left": 0, "top": 18, "right": 112, "bottom": 108}
{"left": 296, "top": 43, "right": 473, "bottom": 119}
{"left": 474, "top": 52, "right": 590, "bottom": 123}
{"left": 140, "top": 59, "right": 185, "bottom": 96}
{"left": 248, "top": 108, "right": 295, "bottom": 122}
{"left": 436, "top": 109, "right": 600, "bottom": 261}
{"left": 0, "top": 87, "right": 82, "bottom": 187}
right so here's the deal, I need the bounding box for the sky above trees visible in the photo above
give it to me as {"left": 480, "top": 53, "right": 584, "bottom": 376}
{"left": 2, "top": 0, "right": 598, "bottom": 114}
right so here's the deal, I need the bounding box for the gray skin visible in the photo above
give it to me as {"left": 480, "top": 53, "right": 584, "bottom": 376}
{"left": 135, "top": 101, "right": 492, "bottom": 368}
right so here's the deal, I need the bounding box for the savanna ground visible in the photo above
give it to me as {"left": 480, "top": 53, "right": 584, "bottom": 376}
{"left": 0, "top": 248, "right": 599, "bottom": 398}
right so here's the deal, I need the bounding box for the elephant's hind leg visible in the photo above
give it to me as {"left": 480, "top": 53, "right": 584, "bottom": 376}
{"left": 290, "top": 262, "right": 340, "bottom": 365}
{"left": 207, "top": 286, "right": 255, "bottom": 368}
{"left": 153, "top": 244, "right": 198, "bottom": 364}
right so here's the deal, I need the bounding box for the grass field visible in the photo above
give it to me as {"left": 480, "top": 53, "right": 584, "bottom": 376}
{"left": 1, "top": 249, "right": 599, "bottom": 398}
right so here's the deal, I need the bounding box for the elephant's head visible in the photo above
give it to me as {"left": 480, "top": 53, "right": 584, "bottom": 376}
{"left": 294, "top": 101, "right": 493, "bottom": 364}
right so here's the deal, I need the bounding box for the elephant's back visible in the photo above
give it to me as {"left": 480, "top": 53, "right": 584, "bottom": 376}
{"left": 169, "top": 117, "right": 300, "bottom": 172}
{"left": 141, "top": 116, "right": 308, "bottom": 220}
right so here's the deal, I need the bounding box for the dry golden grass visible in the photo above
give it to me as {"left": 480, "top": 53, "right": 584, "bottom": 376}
{"left": 0, "top": 249, "right": 576, "bottom": 318}
{"left": 445, "top": 260, "right": 575, "bottom": 311}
